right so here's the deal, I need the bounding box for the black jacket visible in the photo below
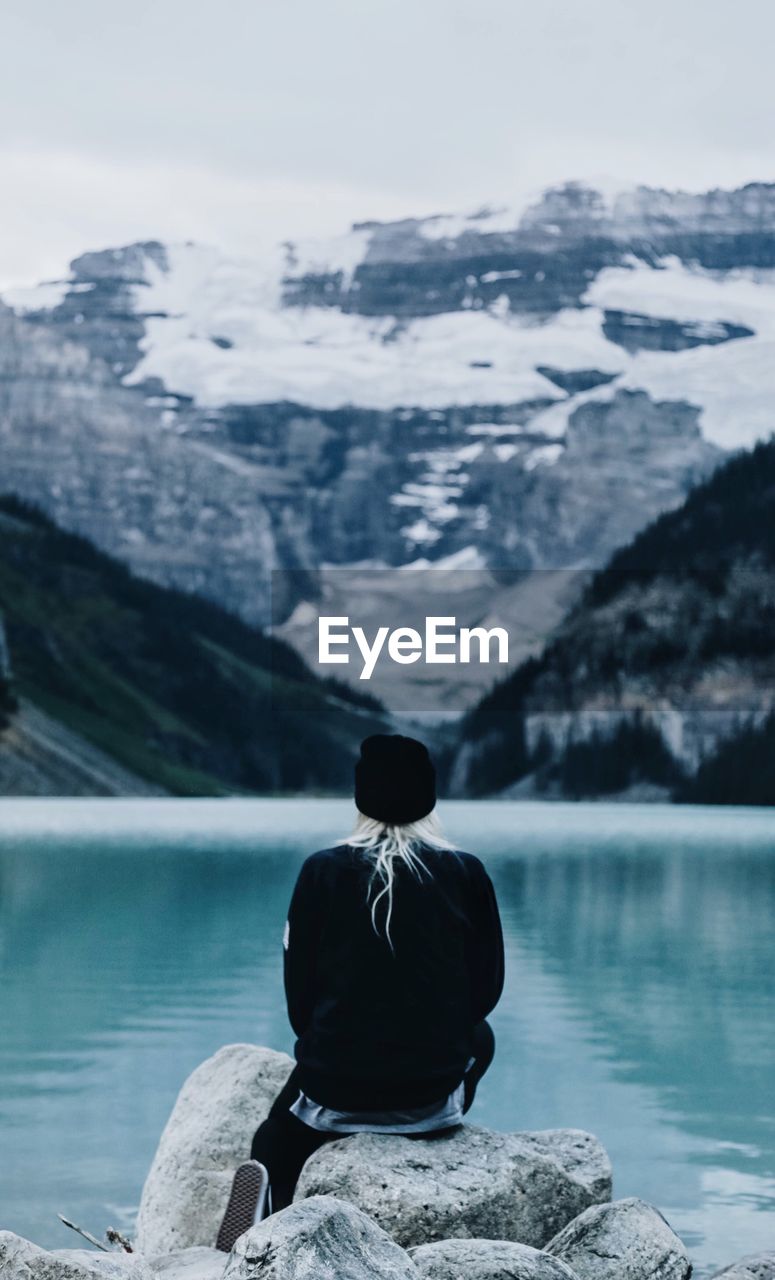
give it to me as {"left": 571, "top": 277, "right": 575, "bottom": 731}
{"left": 283, "top": 842, "right": 504, "bottom": 1110}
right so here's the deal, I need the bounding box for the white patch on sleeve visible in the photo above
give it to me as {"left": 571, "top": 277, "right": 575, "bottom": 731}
{"left": 283, "top": 919, "right": 290, "bottom": 951}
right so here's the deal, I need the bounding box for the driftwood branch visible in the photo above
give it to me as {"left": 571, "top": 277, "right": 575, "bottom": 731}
{"left": 57, "top": 1214, "right": 110, "bottom": 1252}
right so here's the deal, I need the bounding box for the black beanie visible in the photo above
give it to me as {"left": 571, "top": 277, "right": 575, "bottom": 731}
{"left": 354, "top": 734, "right": 436, "bottom": 826}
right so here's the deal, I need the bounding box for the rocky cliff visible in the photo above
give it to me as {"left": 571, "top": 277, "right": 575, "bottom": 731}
{"left": 0, "top": 301, "right": 281, "bottom": 625}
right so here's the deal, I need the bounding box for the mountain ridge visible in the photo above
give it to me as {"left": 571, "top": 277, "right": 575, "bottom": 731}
{"left": 454, "top": 435, "right": 775, "bottom": 802}
{"left": 0, "top": 497, "right": 385, "bottom": 795}
{"left": 1, "top": 179, "right": 774, "bottom": 682}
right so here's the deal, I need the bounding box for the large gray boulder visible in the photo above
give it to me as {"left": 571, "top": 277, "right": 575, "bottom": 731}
{"left": 0, "top": 1231, "right": 154, "bottom": 1280}
{"left": 221, "top": 1195, "right": 420, "bottom": 1279}
{"left": 546, "top": 1198, "right": 691, "bottom": 1280}
{"left": 295, "top": 1125, "right": 612, "bottom": 1249}
{"left": 148, "top": 1247, "right": 228, "bottom": 1279}
{"left": 135, "top": 1044, "right": 294, "bottom": 1256}
{"left": 51, "top": 1251, "right": 156, "bottom": 1279}
{"left": 410, "top": 1237, "right": 581, "bottom": 1280}
{"left": 712, "top": 1257, "right": 775, "bottom": 1280}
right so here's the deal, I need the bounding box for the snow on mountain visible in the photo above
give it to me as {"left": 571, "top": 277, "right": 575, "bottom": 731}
{"left": 587, "top": 257, "right": 775, "bottom": 329}
{"left": 529, "top": 258, "right": 775, "bottom": 450}
{"left": 415, "top": 205, "right": 522, "bottom": 240}
{"left": 126, "top": 261, "right": 621, "bottom": 413}
{"left": 124, "top": 243, "right": 775, "bottom": 445}
{"left": 8, "top": 186, "right": 775, "bottom": 452}
{"left": 8, "top": 236, "right": 620, "bottom": 413}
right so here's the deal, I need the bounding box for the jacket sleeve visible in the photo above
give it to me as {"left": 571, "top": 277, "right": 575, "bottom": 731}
{"left": 467, "top": 858, "right": 505, "bottom": 1024}
{"left": 283, "top": 856, "right": 324, "bottom": 1038}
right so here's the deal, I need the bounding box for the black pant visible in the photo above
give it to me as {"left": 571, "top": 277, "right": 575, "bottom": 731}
{"left": 250, "top": 1021, "right": 495, "bottom": 1212}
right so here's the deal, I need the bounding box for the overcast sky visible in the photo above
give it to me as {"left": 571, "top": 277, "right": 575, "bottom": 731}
{"left": 1, "top": 0, "right": 774, "bottom": 283}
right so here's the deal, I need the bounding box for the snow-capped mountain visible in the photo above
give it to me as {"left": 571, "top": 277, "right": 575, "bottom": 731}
{"left": 2, "top": 180, "right": 775, "bottom": 637}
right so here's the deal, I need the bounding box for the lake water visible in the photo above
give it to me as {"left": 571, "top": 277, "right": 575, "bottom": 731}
{"left": 1, "top": 799, "right": 773, "bottom": 1271}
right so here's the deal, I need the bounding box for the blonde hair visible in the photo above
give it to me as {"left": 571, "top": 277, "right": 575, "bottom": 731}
{"left": 341, "top": 809, "right": 457, "bottom": 948}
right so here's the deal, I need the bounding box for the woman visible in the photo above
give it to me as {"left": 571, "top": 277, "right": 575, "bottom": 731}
{"left": 216, "top": 733, "right": 504, "bottom": 1251}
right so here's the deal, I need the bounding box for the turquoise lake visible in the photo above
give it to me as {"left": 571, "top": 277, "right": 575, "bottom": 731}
{"left": 0, "top": 799, "right": 773, "bottom": 1271}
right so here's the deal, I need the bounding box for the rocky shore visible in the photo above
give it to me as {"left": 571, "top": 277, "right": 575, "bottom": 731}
{"left": 2, "top": 1045, "right": 773, "bottom": 1280}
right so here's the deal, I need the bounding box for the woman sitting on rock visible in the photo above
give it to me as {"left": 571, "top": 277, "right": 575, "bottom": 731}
{"left": 216, "top": 733, "right": 505, "bottom": 1251}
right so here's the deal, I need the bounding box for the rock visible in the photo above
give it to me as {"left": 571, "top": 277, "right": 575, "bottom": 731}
{"left": 135, "top": 1043, "right": 294, "bottom": 1256}
{"left": 0, "top": 1232, "right": 223, "bottom": 1280}
{"left": 545, "top": 1197, "right": 691, "bottom": 1280}
{"left": 148, "top": 1246, "right": 228, "bottom": 1279}
{"left": 295, "top": 1124, "right": 612, "bottom": 1249}
{"left": 409, "top": 1237, "right": 581, "bottom": 1280}
{"left": 51, "top": 1251, "right": 156, "bottom": 1279}
{"left": 516, "top": 1129, "right": 613, "bottom": 1204}
{"left": 712, "top": 1256, "right": 775, "bottom": 1280}
{"left": 0, "top": 1231, "right": 154, "bottom": 1279}
{"left": 221, "top": 1195, "right": 419, "bottom": 1279}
